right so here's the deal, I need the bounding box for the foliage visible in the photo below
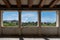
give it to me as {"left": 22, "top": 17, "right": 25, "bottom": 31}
{"left": 3, "top": 20, "right": 56, "bottom": 27}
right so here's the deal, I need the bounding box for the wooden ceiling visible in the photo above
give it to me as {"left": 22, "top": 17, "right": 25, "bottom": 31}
{"left": 0, "top": 0, "right": 60, "bottom": 10}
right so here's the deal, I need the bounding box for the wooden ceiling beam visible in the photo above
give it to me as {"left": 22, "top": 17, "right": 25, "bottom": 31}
{"left": 28, "top": 0, "right": 33, "bottom": 8}
{"left": 16, "top": 0, "right": 21, "bottom": 8}
{"left": 39, "top": 0, "right": 45, "bottom": 8}
{"left": 1, "top": 7, "right": 60, "bottom": 10}
{"left": 49, "top": 0, "right": 59, "bottom": 8}
{"left": 2, "top": 0, "right": 11, "bottom": 8}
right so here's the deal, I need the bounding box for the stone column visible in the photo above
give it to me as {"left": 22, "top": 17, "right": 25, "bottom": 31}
{"left": 38, "top": 11, "right": 41, "bottom": 27}
{"left": 38, "top": 11, "right": 42, "bottom": 36}
{"left": 56, "top": 11, "right": 59, "bottom": 27}
{"left": 18, "top": 11, "right": 21, "bottom": 35}
{"left": 57, "top": 11, "right": 60, "bottom": 36}
{"left": 0, "top": 10, "right": 2, "bottom": 35}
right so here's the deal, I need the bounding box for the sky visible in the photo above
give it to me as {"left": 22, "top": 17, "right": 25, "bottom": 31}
{"left": 41, "top": 11, "right": 56, "bottom": 23}
{"left": 3, "top": 11, "right": 56, "bottom": 23}
{"left": 3, "top": 11, "right": 18, "bottom": 20}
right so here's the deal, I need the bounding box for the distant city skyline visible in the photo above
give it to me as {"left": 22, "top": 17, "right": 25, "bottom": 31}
{"left": 3, "top": 11, "right": 56, "bottom": 23}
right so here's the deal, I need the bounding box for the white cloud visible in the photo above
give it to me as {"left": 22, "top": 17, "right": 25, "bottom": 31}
{"left": 41, "top": 17, "right": 56, "bottom": 23}
{"left": 22, "top": 13, "right": 35, "bottom": 18}
{"left": 3, "top": 14, "right": 18, "bottom": 20}
{"left": 22, "top": 18, "right": 28, "bottom": 22}
{"left": 22, "top": 15, "right": 38, "bottom": 22}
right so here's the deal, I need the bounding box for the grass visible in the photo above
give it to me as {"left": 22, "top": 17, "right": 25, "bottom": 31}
{"left": 41, "top": 24, "right": 56, "bottom": 27}
{"left": 3, "top": 22, "right": 56, "bottom": 27}
{"left": 3, "top": 22, "right": 18, "bottom": 27}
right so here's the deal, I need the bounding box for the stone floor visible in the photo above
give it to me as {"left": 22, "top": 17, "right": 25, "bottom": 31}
{"left": 0, "top": 38, "right": 60, "bottom": 40}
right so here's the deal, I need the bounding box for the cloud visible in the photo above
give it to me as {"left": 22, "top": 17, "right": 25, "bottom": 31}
{"left": 41, "top": 17, "right": 56, "bottom": 23}
{"left": 22, "top": 18, "right": 28, "bottom": 22}
{"left": 22, "top": 14, "right": 38, "bottom": 22}
{"left": 22, "top": 13, "right": 35, "bottom": 18}
{"left": 3, "top": 13, "right": 18, "bottom": 20}
{"left": 21, "top": 11, "right": 38, "bottom": 22}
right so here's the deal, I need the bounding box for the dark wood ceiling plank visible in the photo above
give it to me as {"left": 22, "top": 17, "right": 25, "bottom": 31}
{"left": 28, "top": 0, "right": 33, "bottom": 8}
{"left": 49, "top": 0, "right": 60, "bottom": 8}
{"left": 16, "top": 0, "right": 21, "bottom": 8}
{"left": 2, "top": 0, "right": 11, "bottom": 8}
{"left": 0, "top": 6, "right": 60, "bottom": 10}
{"left": 39, "top": 0, "right": 44, "bottom": 8}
